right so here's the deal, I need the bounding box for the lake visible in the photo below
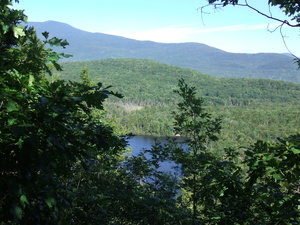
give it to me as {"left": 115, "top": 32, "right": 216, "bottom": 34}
{"left": 127, "top": 135, "right": 187, "bottom": 172}
{"left": 127, "top": 135, "right": 187, "bottom": 154}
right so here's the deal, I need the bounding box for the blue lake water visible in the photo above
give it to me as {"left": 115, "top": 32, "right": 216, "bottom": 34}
{"left": 127, "top": 135, "right": 187, "bottom": 173}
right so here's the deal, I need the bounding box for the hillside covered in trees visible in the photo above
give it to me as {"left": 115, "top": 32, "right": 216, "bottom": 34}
{"left": 58, "top": 58, "right": 300, "bottom": 105}
{"left": 1, "top": 1, "right": 299, "bottom": 224}
{"left": 56, "top": 59, "right": 300, "bottom": 148}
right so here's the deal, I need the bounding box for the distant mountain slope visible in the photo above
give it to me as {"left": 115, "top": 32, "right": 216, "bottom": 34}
{"left": 57, "top": 59, "right": 300, "bottom": 105}
{"left": 29, "top": 21, "right": 300, "bottom": 83}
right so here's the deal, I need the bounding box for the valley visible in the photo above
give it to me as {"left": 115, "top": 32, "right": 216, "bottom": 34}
{"left": 56, "top": 58, "right": 300, "bottom": 150}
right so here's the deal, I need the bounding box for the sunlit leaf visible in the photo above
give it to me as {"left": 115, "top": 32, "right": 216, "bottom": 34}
{"left": 266, "top": 166, "right": 276, "bottom": 173}
{"left": 291, "top": 147, "right": 300, "bottom": 154}
{"left": 28, "top": 74, "right": 34, "bottom": 86}
{"left": 13, "top": 25, "right": 25, "bottom": 38}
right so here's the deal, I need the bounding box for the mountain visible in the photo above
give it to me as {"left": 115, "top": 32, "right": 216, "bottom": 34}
{"left": 57, "top": 58, "right": 300, "bottom": 105}
{"left": 29, "top": 21, "right": 300, "bottom": 83}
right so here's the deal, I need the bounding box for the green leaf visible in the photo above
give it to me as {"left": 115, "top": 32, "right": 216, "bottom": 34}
{"left": 47, "top": 53, "right": 59, "bottom": 62}
{"left": 6, "top": 100, "right": 18, "bottom": 112}
{"left": 266, "top": 166, "right": 276, "bottom": 173}
{"left": 291, "top": 148, "right": 300, "bottom": 154}
{"left": 42, "top": 31, "right": 49, "bottom": 39}
{"left": 13, "top": 25, "right": 25, "bottom": 38}
{"left": 211, "top": 216, "right": 221, "bottom": 220}
{"left": 45, "top": 197, "right": 56, "bottom": 208}
{"left": 8, "top": 118, "right": 17, "bottom": 126}
{"left": 12, "top": 206, "right": 23, "bottom": 220}
{"left": 262, "top": 155, "right": 273, "bottom": 161}
{"left": 28, "top": 74, "right": 34, "bottom": 86}
{"left": 272, "top": 173, "right": 284, "bottom": 180}
{"left": 16, "top": 138, "right": 24, "bottom": 148}
{"left": 51, "top": 61, "right": 63, "bottom": 71}
{"left": 253, "top": 153, "right": 263, "bottom": 157}
{"left": 20, "top": 195, "right": 28, "bottom": 207}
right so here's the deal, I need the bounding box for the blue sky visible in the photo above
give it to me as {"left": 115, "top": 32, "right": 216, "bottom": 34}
{"left": 15, "top": 0, "right": 299, "bottom": 56}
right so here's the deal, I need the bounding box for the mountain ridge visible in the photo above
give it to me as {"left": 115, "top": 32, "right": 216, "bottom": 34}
{"left": 29, "top": 21, "right": 300, "bottom": 83}
{"left": 58, "top": 58, "right": 300, "bottom": 106}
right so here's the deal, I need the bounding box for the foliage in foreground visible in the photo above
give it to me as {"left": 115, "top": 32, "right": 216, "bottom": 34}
{"left": 166, "top": 79, "right": 300, "bottom": 224}
{"left": 0, "top": 1, "right": 127, "bottom": 223}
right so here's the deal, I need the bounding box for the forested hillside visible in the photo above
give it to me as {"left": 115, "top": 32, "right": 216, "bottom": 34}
{"left": 58, "top": 59, "right": 300, "bottom": 105}
{"left": 56, "top": 59, "right": 300, "bottom": 148}
{"left": 30, "top": 21, "right": 300, "bottom": 83}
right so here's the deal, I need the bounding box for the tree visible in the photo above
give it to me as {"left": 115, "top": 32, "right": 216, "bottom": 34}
{"left": 243, "top": 136, "right": 300, "bottom": 224}
{"left": 79, "top": 68, "right": 92, "bottom": 85}
{"left": 171, "top": 78, "right": 222, "bottom": 224}
{"left": 165, "top": 79, "right": 299, "bottom": 224}
{"left": 0, "top": 1, "right": 126, "bottom": 223}
{"left": 203, "top": 0, "right": 300, "bottom": 66}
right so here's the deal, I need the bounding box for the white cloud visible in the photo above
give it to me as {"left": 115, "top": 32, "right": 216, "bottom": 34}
{"left": 196, "top": 23, "right": 279, "bottom": 33}
{"left": 105, "top": 25, "right": 196, "bottom": 43}
{"left": 103, "top": 23, "right": 299, "bottom": 55}
{"left": 104, "top": 23, "right": 281, "bottom": 43}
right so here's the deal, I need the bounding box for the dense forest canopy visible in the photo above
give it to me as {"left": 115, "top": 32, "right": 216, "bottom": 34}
{"left": 58, "top": 58, "right": 300, "bottom": 105}
{"left": 1, "top": 0, "right": 299, "bottom": 224}
{"left": 57, "top": 59, "right": 300, "bottom": 148}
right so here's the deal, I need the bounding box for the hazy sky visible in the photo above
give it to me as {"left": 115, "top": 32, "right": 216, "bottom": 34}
{"left": 15, "top": 0, "right": 299, "bottom": 56}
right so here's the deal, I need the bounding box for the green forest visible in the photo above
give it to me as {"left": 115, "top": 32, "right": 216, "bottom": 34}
{"left": 1, "top": 0, "right": 299, "bottom": 224}
{"left": 57, "top": 59, "right": 300, "bottom": 149}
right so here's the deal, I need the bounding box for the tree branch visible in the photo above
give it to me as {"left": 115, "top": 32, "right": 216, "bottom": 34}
{"left": 201, "top": 1, "right": 300, "bottom": 28}
{"left": 242, "top": 0, "right": 300, "bottom": 27}
{"left": 200, "top": 1, "right": 300, "bottom": 67}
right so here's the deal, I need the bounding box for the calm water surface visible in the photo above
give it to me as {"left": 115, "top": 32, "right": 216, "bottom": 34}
{"left": 127, "top": 135, "right": 187, "bottom": 172}
{"left": 127, "top": 135, "right": 187, "bottom": 154}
